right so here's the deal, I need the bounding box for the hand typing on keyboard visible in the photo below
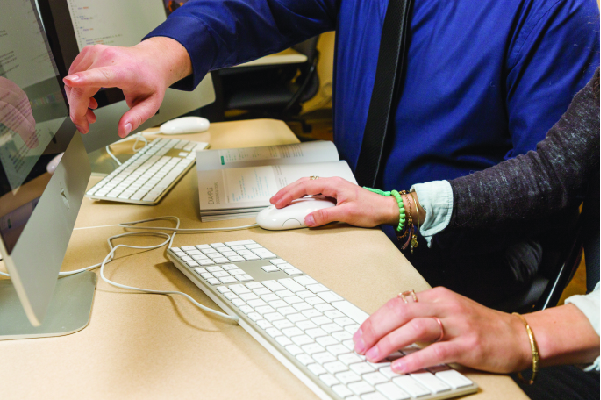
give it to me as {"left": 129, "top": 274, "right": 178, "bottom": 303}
{"left": 354, "top": 287, "right": 534, "bottom": 375}
{"left": 169, "top": 241, "right": 477, "bottom": 400}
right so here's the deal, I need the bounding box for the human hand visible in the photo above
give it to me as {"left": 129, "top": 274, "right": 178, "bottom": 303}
{"left": 0, "top": 77, "right": 38, "bottom": 148}
{"left": 269, "top": 177, "right": 400, "bottom": 228}
{"left": 63, "top": 37, "right": 193, "bottom": 138}
{"left": 354, "top": 287, "right": 532, "bottom": 374}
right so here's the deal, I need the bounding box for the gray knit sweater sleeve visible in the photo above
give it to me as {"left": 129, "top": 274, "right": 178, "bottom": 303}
{"left": 448, "top": 69, "right": 599, "bottom": 229}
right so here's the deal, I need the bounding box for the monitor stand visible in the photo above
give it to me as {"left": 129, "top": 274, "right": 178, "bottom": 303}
{"left": 0, "top": 271, "right": 96, "bottom": 340}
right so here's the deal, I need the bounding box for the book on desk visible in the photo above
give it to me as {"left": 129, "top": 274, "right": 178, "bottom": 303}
{"left": 196, "top": 141, "right": 356, "bottom": 221}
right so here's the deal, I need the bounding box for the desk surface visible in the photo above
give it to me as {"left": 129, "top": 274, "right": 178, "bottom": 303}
{"left": 0, "top": 119, "right": 527, "bottom": 400}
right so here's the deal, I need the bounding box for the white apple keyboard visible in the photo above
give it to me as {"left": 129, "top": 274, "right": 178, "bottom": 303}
{"left": 86, "top": 138, "right": 207, "bottom": 205}
{"left": 168, "top": 240, "right": 478, "bottom": 400}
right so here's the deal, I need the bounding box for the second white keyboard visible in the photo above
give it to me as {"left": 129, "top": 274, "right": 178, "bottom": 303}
{"left": 86, "top": 138, "right": 206, "bottom": 205}
{"left": 167, "top": 240, "right": 478, "bottom": 400}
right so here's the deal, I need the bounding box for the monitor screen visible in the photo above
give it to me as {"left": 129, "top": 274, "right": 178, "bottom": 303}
{"left": 0, "top": 0, "right": 74, "bottom": 255}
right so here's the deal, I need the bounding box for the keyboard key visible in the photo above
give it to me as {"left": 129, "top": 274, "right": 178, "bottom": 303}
{"left": 278, "top": 278, "right": 304, "bottom": 292}
{"left": 435, "top": 369, "right": 474, "bottom": 389}
{"left": 265, "top": 328, "right": 280, "bottom": 338}
{"left": 307, "top": 363, "right": 327, "bottom": 376}
{"left": 333, "top": 301, "right": 369, "bottom": 324}
{"left": 364, "top": 372, "right": 389, "bottom": 386}
{"left": 409, "top": 372, "right": 451, "bottom": 394}
{"left": 296, "top": 320, "right": 317, "bottom": 330}
{"left": 316, "top": 336, "right": 339, "bottom": 347}
{"left": 302, "top": 344, "right": 325, "bottom": 355}
{"left": 275, "top": 336, "right": 293, "bottom": 347}
{"left": 348, "top": 381, "right": 374, "bottom": 396}
{"left": 326, "top": 344, "right": 351, "bottom": 356}
{"left": 281, "top": 327, "right": 303, "bottom": 338}
{"left": 363, "top": 392, "right": 388, "bottom": 400}
{"left": 336, "top": 370, "right": 362, "bottom": 384}
{"left": 237, "top": 275, "right": 254, "bottom": 282}
{"left": 323, "top": 361, "right": 348, "bottom": 375}
{"left": 339, "top": 353, "right": 363, "bottom": 365}
{"left": 392, "top": 376, "right": 431, "bottom": 397}
{"left": 264, "top": 312, "right": 285, "bottom": 322}
{"left": 350, "top": 362, "right": 376, "bottom": 375}
{"left": 375, "top": 382, "right": 410, "bottom": 400}
{"left": 293, "top": 303, "right": 312, "bottom": 312}
{"left": 332, "top": 384, "right": 354, "bottom": 398}
{"left": 306, "top": 328, "right": 327, "bottom": 339}
{"left": 229, "top": 284, "right": 250, "bottom": 295}
{"left": 313, "top": 352, "right": 337, "bottom": 365}
{"left": 270, "top": 259, "right": 286, "bottom": 265}
{"left": 255, "top": 306, "right": 276, "bottom": 315}
{"left": 288, "top": 313, "right": 306, "bottom": 323}
{"left": 273, "top": 320, "right": 294, "bottom": 330}
{"left": 285, "top": 345, "right": 303, "bottom": 356}
{"left": 319, "top": 374, "right": 339, "bottom": 387}
{"left": 292, "top": 335, "right": 313, "bottom": 346}
{"left": 262, "top": 265, "right": 280, "bottom": 273}
{"left": 318, "top": 291, "right": 344, "bottom": 303}
{"left": 294, "top": 275, "right": 317, "bottom": 286}
{"left": 263, "top": 281, "right": 285, "bottom": 291}
{"left": 297, "top": 354, "right": 314, "bottom": 366}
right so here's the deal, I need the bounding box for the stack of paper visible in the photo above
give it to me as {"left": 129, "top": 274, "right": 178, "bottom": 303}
{"left": 196, "top": 141, "right": 356, "bottom": 221}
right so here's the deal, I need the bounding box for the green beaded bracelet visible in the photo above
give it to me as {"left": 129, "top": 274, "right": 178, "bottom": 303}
{"left": 363, "top": 187, "right": 405, "bottom": 233}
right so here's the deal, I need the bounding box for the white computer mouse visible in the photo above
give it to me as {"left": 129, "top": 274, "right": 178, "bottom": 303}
{"left": 256, "top": 196, "right": 336, "bottom": 231}
{"left": 160, "top": 117, "right": 210, "bottom": 134}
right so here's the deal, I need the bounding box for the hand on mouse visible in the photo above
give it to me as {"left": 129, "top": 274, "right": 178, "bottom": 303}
{"left": 269, "top": 177, "right": 400, "bottom": 228}
{"left": 63, "top": 37, "right": 193, "bottom": 138}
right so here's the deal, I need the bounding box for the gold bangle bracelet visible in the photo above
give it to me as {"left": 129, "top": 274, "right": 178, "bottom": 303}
{"left": 512, "top": 312, "right": 539, "bottom": 384}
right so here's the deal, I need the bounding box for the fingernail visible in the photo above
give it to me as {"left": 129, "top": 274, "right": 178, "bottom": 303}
{"left": 65, "top": 75, "right": 80, "bottom": 82}
{"left": 392, "top": 360, "right": 405, "bottom": 374}
{"left": 354, "top": 336, "right": 367, "bottom": 354}
{"left": 305, "top": 214, "right": 315, "bottom": 226}
{"left": 366, "top": 346, "right": 379, "bottom": 361}
{"left": 124, "top": 123, "right": 133, "bottom": 135}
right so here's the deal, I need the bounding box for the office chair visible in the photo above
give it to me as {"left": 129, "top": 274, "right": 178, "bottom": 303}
{"left": 209, "top": 37, "right": 320, "bottom": 122}
{"left": 499, "top": 210, "right": 584, "bottom": 313}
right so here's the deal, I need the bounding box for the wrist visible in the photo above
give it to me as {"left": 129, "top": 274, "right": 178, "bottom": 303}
{"left": 511, "top": 313, "right": 537, "bottom": 372}
{"left": 380, "top": 195, "right": 401, "bottom": 226}
{"left": 137, "top": 37, "right": 193, "bottom": 86}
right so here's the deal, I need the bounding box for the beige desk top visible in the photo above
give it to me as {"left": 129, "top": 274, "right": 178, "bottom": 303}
{"left": 0, "top": 119, "right": 527, "bottom": 400}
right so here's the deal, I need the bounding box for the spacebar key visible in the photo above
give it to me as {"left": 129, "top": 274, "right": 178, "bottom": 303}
{"left": 332, "top": 301, "right": 369, "bottom": 324}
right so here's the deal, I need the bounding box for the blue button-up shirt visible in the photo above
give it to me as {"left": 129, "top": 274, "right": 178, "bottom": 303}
{"left": 147, "top": 0, "right": 599, "bottom": 193}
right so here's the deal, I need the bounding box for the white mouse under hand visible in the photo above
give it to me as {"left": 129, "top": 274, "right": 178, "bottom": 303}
{"left": 256, "top": 196, "right": 336, "bottom": 231}
{"left": 160, "top": 117, "right": 210, "bottom": 134}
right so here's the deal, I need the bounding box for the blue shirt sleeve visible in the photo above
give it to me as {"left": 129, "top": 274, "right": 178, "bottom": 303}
{"left": 504, "top": 0, "right": 599, "bottom": 158}
{"left": 145, "top": 0, "right": 338, "bottom": 89}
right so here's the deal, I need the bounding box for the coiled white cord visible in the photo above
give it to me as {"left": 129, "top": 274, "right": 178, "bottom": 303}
{"left": 1, "top": 216, "right": 259, "bottom": 322}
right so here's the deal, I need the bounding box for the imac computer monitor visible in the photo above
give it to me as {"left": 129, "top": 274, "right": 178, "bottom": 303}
{"left": 0, "top": 0, "right": 94, "bottom": 337}
{"left": 37, "top": 0, "right": 216, "bottom": 153}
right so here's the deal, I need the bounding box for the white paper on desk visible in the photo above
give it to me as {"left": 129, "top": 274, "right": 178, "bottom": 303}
{"left": 196, "top": 140, "right": 339, "bottom": 171}
{"left": 197, "top": 160, "right": 356, "bottom": 212}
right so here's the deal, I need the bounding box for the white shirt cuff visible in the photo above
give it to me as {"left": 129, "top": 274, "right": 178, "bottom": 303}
{"left": 565, "top": 282, "right": 600, "bottom": 371}
{"left": 411, "top": 181, "right": 453, "bottom": 247}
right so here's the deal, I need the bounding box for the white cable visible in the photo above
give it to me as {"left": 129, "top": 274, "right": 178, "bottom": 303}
{"left": 104, "top": 133, "right": 149, "bottom": 166}
{"left": 105, "top": 145, "right": 122, "bottom": 166}
{"left": 3, "top": 216, "right": 256, "bottom": 322}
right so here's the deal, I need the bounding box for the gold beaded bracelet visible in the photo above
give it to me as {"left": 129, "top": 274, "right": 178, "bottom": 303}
{"left": 512, "top": 312, "right": 539, "bottom": 385}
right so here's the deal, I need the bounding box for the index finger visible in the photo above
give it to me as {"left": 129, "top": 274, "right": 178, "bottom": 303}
{"left": 271, "top": 177, "right": 347, "bottom": 208}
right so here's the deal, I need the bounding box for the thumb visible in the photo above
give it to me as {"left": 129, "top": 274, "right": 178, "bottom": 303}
{"left": 305, "top": 206, "right": 346, "bottom": 227}
{"left": 117, "top": 95, "right": 162, "bottom": 138}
